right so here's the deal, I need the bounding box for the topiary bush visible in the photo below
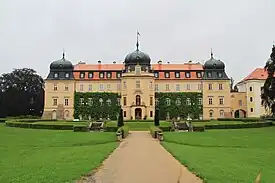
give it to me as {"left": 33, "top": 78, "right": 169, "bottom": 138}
{"left": 73, "top": 125, "right": 89, "bottom": 132}
{"left": 150, "top": 126, "right": 162, "bottom": 138}
{"left": 154, "top": 108, "right": 160, "bottom": 126}
{"left": 117, "top": 108, "right": 124, "bottom": 127}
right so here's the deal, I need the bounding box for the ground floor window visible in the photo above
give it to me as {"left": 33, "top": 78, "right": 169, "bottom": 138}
{"left": 123, "top": 111, "right": 126, "bottom": 117}
{"left": 150, "top": 111, "right": 153, "bottom": 117}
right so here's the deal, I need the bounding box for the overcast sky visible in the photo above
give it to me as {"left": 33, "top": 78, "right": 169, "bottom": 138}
{"left": 0, "top": 0, "right": 275, "bottom": 82}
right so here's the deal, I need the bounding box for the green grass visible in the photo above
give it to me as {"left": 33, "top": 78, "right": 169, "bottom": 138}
{"left": 106, "top": 121, "right": 171, "bottom": 131}
{"left": 162, "top": 127, "right": 275, "bottom": 183}
{"left": 0, "top": 124, "right": 118, "bottom": 183}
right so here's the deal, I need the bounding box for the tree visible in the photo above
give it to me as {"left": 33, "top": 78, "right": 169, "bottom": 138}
{"left": 154, "top": 108, "right": 160, "bottom": 126}
{"left": 0, "top": 68, "right": 44, "bottom": 117}
{"left": 117, "top": 108, "right": 124, "bottom": 127}
{"left": 261, "top": 45, "right": 275, "bottom": 116}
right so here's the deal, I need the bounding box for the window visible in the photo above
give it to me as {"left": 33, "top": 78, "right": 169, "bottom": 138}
{"left": 149, "top": 81, "right": 153, "bottom": 89}
{"left": 123, "top": 81, "right": 127, "bottom": 89}
{"left": 150, "top": 96, "right": 153, "bottom": 106}
{"left": 155, "top": 84, "right": 159, "bottom": 91}
{"left": 53, "top": 98, "right": 57, "bottom": 106}
{"left": 165, "top": 72, "right": 170, "bottom": 78}
{"left": 186, "top": 84, "right": 191, "bottom": 90}
{"left": 80, "top": 97, "right": 84, "bottom": 105}
{"left": 218, "top": 72, "right": 223, "bottom": 78}
{"left": 99, "top": 98, "right": 103, "bottom": 106}
{"left": 107, "top": 72, "right": 112, "bottom": 78}
{"left": 136, "top": 81, "right": 140, "bottom": 88}
{"left": 176, "top": 98, "right": 181, "bottom": 106}
{"left": 186, "top": 98, "right": 191, "bottom": 105}
{"left": 64, "top": 98, "right": 69, "bottom": 106}
{"left": 88, "top": 72, "right": 93, "bottom": 78}
{"left": 249, "top": 86, "right": 253, "bottom": 92}
{"left": 123, "top": 111, "right": 126, "bottom": 117}
{"left": 176, "top": 84, "right": 180, "bottom": 91}
{"left": 198, "top": 98, "right": 202, "bottom": 105}
{"left": 53, "top": 84, "right": 57, "bottom": 91}
{"left": 117, "top": 72, "right": 121, "bottom": 78}
{"left": 196, "top": 72, "right": 202, "bottom": 78}
{"left": 106, "top": 99, "right": 111, "bottom": 106}
{"left": 198, "top": 84, "right": 202, "bottom": 90}
{"left": 239, "top": 100, "right": 242, "bottom": 106}
{"left": 155, "top": 98, "right": 159, "bottom": 106}
{"left": 165, "top": 98, "right": 171, "bottom": 106}
{"left": 65, "top": 84, "right": 69, "bottom": 91}
{"left": 123, "top": 97, "right": 127, "bottom": 106}
{"left": 175, "top": 72, "right": 180, "bottom": 78}
{"left": 107, "top": 84, "right": 111, "bottom": 90}
{"left": 65, "top": 73, "right": 69, "bottom": 78}
{"left": 80, "top": 72, "right": 85, "bottom": 78}
{"left": 185, "top": 72, "right": 191, "bottom": 78}
{"left": 88, "top": 98, "right": 93, "bottom": 105}
{"left": 80, "top": 84, "right": 84, "bottom": 91}
{"left": 165, "top": 84, "right": 170, "bottom": 91}
{"left": 208, "top": 84, "right": 213, "bottom": 90}
{"left": 136, "top": 95, "right": 141, "bottom": 105}
{"left": 250, "top": 108, "right": 254, "bottom": 112}
{"left": 219, "top": 97, "right": 224, "bottom": 105}
{"left": 218, "top": 84, "right": 223, "bottom": 90}
{"left": 99, "top": 72, "right": 104, "bottom": 78}
{"left": 150, "top": 111, "right": 153, "bottom": 117}
{"left": 220, "top": 110, "right": 224, "bottom": 117}
{"left": 209, "top": 110, "right": 214, "bottom": 118}
{"left": 208, "top": 97, "right": 213, "bottom": 105}
{"left": 207, "top": 72, "right": 212, "bottom": 78}
{"left": 88, "top": 84, "right": 92, "bottom": 91}
{"left": 99, "top": 84, "right": 104, "bottom": 91}
{"left": 117, "top": 83, "right": 121, "bottom": 90}
{"left": 250, "top": 97, "right": 253, "bottom": 102}
{"left": 54, "top": 73, "right": 58, "bottom": 78}
{"left": 154, "top": 72, "right": 159, "bottom": 78}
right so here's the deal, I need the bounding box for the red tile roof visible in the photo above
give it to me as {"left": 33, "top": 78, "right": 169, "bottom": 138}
{"left": 239, "top": 68, "right": 267, "bottom": 83}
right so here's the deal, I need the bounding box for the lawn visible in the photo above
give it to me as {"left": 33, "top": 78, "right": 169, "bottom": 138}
{"left": 0, "top": 124, "right": 118, "bottom": 183}
{"left": 162, "top": 127, "right": 275, "bottom": 183}
{"left": 191, "top": 120, "right": 249, "bottom": 126}
{"left": 106, "top": 121, "right": 171, "bottom": 131}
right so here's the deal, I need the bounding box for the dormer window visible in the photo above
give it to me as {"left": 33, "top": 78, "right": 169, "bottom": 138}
{"left": 154, "top": 72, "right": 159, "bottom": 78}
{"left": 185, "top": 72, "right": 191, "bottom": 78}
{"left": 207, "top": 72, "right": 212, "bottom": 78}
{"left": 65, "top": 73, "right": 69, "bottom": 78}
{"left": 54, "top": 73, "right": 58, "bottom": 78}
{"left": 217, "top": 72, "right": 223, "bottom": 78}
{"left": 175, "top": 72, "right": 180, "bottom": 78}
{"left": 107, "top": 72, "right": 112, "bottom": 78}
{"left": 88, "top": 72, "right": 93, "bottom": 78}
{"left": 117, "top": 72, "right": 121, "bottom": 78}
{"left": 196, "top": 72, "right": 202, "bottom": 78}
{"left": 165, "top": 72, "right": 170, "bottom": 78}
{"left": 135, "top": 65, "right": 141, "bottom": 74}
{"left": 99, "top": 72, "right": 104, "bottom": 78}
{"left": 80, "top": 72, "right": 85, "bottom": 78}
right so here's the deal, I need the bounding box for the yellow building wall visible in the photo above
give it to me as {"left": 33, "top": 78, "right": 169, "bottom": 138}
{"left": 155, "top": 80, "right": 202, "bottom": 92}
{"left": 75, "top": 80, "right": 120, "bottom": 93}
{"left": 230, "top": 92, "right": 247, "bottom": 117}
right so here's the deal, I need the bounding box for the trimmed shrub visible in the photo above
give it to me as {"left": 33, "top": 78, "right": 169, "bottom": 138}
{"left": 73, "top": 125, "right": 89, "bottom": 132}
{"left": 193, "top": 126, "right": 205, "bottom": 132}
{"left": 190, "top": 119, "right": 211, "bottom": 122}
{"left": 217, "top": 118, "right": 261, "bottom": 122}
{"left": 159, "top": 126, "right": 171, "bottom": 132}
{"left": 150, "top": 126, "right": 162, "bottom": 138}
{"left": 116, "top": 126, "right": 129, "bottom": 138}
{"left": 204, "top": 122, "right": 272, "bottom": 130}
{"left": 104, "top": 126, "right": 118, "bottom": 132}
{"left": 5, "top": 121, "right": 76, "bottom": 130}
{"left": 154, "top": 108, "right": 160, "bottom": 126}
{"left": 117, "top": 108, "right": 124, "bottom": 127}
{"left": 0, "top": 119, "right": 6, "bottom": 123}
{"left": 124, "top": 120, "right": 154, "bottom": 122}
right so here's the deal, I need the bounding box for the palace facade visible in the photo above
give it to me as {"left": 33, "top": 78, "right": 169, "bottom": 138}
{"left": 42, "top": 42, "right": 271, "bottom": 121}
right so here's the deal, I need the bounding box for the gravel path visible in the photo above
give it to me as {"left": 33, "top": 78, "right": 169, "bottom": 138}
{"left": 78, "top": 131, "right": 202, "bottom": 183}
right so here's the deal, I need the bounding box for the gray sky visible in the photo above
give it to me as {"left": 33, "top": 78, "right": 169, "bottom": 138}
{"left": 0, "top": 0, "right": 275, "bottom": 83}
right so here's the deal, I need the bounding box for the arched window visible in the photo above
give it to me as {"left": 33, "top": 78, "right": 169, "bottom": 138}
{"left": 64, "top": 110, "right": 70, "bottom": 119}
{"left": 99, "top": 98, "right": 103, "bottom": 106}
{"left": 209, "top": 110, "right": 214, "bottom": 118}
{"left": 176, "top": 98, "right": 181, "bottom": 106}
{"left": 136, "top": 95, "right": 141, "bottom": 105}
{"left": 186, "top": 98, "right": 191, "bottom": 105}
{"left": 52, "top": 110, "right": 57, "bottom": 120}
{"left": 106, "top": 99, "right": 111, "bottom": 106}
{"left": 165, "top": 98, "right": 171, "bottom": 106}
{"left": 220, "top": 110, "right": 224, "bottom": 117}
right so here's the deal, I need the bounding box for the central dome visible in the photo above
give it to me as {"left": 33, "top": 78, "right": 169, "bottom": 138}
{"left": 124, "top": 49, "right": 151, "bottom": 66}
{"left": 203, "top": 53, "right": 225, "bottom": 70}
{"left": 50, "top": 53, "right": 73, "bottom": 70}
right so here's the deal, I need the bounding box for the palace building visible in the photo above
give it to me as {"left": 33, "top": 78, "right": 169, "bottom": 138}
{"left": 41, "top": 39, "right": 271, "bottom": 121}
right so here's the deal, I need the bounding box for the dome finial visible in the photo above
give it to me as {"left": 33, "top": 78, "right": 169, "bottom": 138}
{"left": 136, "top": 30, "right": 140, "bottom": 51}
{"left": 62, "top": 48, "right": 65, "bottom": 59}
{"left": 211, "top": 48, "right": 213, "bottom": 58}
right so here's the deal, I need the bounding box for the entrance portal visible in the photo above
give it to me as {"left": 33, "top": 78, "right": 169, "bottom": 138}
{"left": 135, "top": 108, "right": 142, "bottom": 120}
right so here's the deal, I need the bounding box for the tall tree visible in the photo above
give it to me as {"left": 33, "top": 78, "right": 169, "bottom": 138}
{"left": 261, "top": 46, "right": 275, "bottom": 116}
{"left": 117, "top": 108, "right": 124, "bottom": 127}
{"left": 154, "top": 108, "right": 160, "bottom": 126}
{"left": 0, "top": 68, "right": 44, "bottom": 117}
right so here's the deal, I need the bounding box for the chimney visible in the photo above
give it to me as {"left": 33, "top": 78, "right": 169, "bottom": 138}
{"left": 157, "top": 60, "right": 162, "bottom": 64}
{"left": 113, "top": 61, "right": 116, "bottom": 64}
{"left": 188, "top": 60, "right": 192, "bottom": 63}
{"left": 98, "top": 60, "right": 101, "bottom": 64}
{"left": 167, "top": 61, "right": 170, "bottom": 64}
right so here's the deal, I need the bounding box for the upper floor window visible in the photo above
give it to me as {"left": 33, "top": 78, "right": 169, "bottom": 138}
{"left": 80, "top": 97, "right": 84, "bottom": 105}
{"left": 80, "top": 72, "right": 85, "bottom": 78}
{"left": 196, "top": 72, "right": 202, "bottom": 78}
{"left": 64, "top": 98, "right": 69, "bottom": 106}
{"left": 217, "top": 72, "right": 223, "bottom": 78}
{"left": 149, "top": 81, "right": 153, "bottom": 89}
{"left": 239, "top": 100, "right": 242, "bottom": 106}
{"left": 165, "top": 84, "right": 170, "bottom": 91}
{"left": 155, "top": 84, "right": 159, "bottom": 91}
{"left": 106, "top": 99, "right": 111, "bottom": 106}
{"left": 88, "top": 84, "right": 92, "bottom": 91}
{"left": 53, "top": 98, "right": 57, "bottom": 106}
{"left": 107, "top": 84, "right": 111, "bottom": 89}
{"left": 88, "top": 98, "right": 93, "bottom": 105}
{"left": 54, "top": 73, "right": 58, "bottom": 78}
{"left": 249, "top": 86, "right": 253, "bottom": 92}
{"left": 53, "top": 84, "right": 58, "bottom": 91}
{"left": 176, "top": 98, "right": 181, "bottom": 106}
{"left": 136, "top": 81, "right": 140, "bottom": 88}
{"left": 65, "top": 73, "right": 70, "bottom": 78}
{"left": 165, "top": 98, "right": 171, "bottom": 106}
{"left": 185, "top": 72, "right": 191, "bottom": 78}
{"left": 175, "top": 72, "right": 180, "bottom": 78}
{"left": 198, "top": 98, "right": 202, "bottom": 105}
{"left": 186, "top": 84, "right": 191, "bottom": 90}
{"left": 150, "top": 96, "right": 153, "bottom": 106}
{"left": 117, "top": 83, "right": 121, "bottom": 90}
{"left": 186, "top": 98, "right": 191, "bottom": 105}
{"left": 117, "top": 72, "right": 121, "bottom": 78}
{"left": 219, "top": 97, "right": 224, "bottom": 105}
{"left": 207, "top": 72, "right": 212, "bottom": 78}
{"left": 65, "top": 84, "right": 69, "bottom": 91}
{"left": 208, "top": 97, "right": 213, "bottom": 105}
{"left": 218, "top": 84, "right": 223, "bottom": 90}
{"left": 198, "top": 84, "right": 202, "bottom": 90}
{"left": 80, "top": 84, "right": 84, "bottom": 91}
{"left": 107, "top": 72, "right": 112, "bottom": 78}
{"left": 165, "top": 72, "right": 170, "bottom": 78}
{"left": 99, "top": 84, "right": 104, "bottom": 91}
{"left": 99, "top": 72, "right": 104, "bottom": 78}
{"left": 123, "top": 97, "right": 127, "bottom": 106}
{"left": 176, "top": 84, "right": 180, "bottom": 91}
{"left": 208, "top": 84, "right": 213, "bottom": 90}
{"left": 154, "top": 72, "right": 159, "bottom": 78}
{"left": 88, "top": 72, "right": 93, "bottom": 78}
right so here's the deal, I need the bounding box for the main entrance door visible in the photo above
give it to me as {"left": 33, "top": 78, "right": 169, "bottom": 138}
{"left": 135, "top": 108, "right": 142, "bottom": 120}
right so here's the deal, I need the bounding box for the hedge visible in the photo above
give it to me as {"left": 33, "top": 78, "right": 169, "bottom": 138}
{"left": 5, "top": 121, "right": 75, "bottom": 130}
{"left": 116, "top": 126, "right": 129, "bottom": 138}
{"left": 193, "top": 126, "right": 205, "bottom": 132}
{"left": 73, "top": 125, "right": 89, "bottom": 132}
{"left": 150, "top": 126, "right": 162, "bottom": 138}
{"left": 204, "top": 122, "right": 273, "bottom": 130}
{"left": 217, "top": 118, "right": 261, "bottom": 122}
{"left": 124, "top": 120, "right": 154, "bottom": 122}
{"left": 159, "top": 126, "right": 171, "bottom": 132}
{"left": 0, "top": 119, "right": 6, "bottom": 123}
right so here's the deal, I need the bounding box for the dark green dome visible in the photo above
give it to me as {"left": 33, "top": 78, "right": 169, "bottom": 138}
{"left": 50, "top": 53, "right": 73, "bottom": 70}
{"left": 125, "top": 49, "right": 151, "bottom": 65}
{"left": 204, "top": 53, "right": 225, "bottom": 70}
